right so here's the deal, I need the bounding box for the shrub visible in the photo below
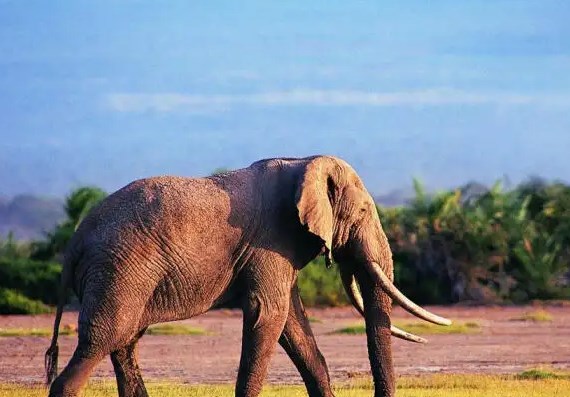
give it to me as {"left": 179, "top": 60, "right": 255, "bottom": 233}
{"left": 0, "top": 258, "right": 61, "bottom": 304}
{"left": 297, "top": 257, "right": 348, "bottom": 307}
{"left": 380, "top": 178, "right": 570, "bottom": 304}
{"left": 0, "top": 288, "right": 53, "bottom": 314}
{"left": 516, "top": 368, "right": 567, "bottom": 380}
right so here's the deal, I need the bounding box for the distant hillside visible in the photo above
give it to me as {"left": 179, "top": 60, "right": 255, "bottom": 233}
{"left": 2, "top": 188, "right": 405, "bottom": 241}
{"left": 374, "top": 189, "right": 413, "bottom": 207}
{"left": 0, "top": 195, "right": 65, "bottom": 240}
{"left": 0, "top": 185, "right": 442, "bottom": 241}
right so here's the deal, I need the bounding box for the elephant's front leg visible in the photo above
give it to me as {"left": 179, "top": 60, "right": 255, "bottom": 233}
{"left": 279, "top": 284, "right": 335, "bottom": 397}
{"left": 235, "top": 271, "right": 291, "bottom": 397}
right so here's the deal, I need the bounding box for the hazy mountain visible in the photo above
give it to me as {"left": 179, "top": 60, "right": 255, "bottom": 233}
{"left": 374, "top": 188, "right": 414, "bottom": 207}
{"left": 0, "top": 196, "right": 65, "bottom": 240}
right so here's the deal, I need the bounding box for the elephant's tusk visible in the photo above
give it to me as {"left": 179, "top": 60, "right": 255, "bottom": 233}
{"left": 340, "top": 270, "right": 365, "bottom": 316}
{"left": 390, "top": 325, "right": 427, "bottom": 343}
{"left": 341, "top": 270, "right": 428, "bottom": 343}
{"left": 368, "top": 262, "right": 452, "bottom": 326}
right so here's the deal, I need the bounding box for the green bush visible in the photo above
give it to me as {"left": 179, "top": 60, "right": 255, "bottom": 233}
{"left": 297, "top": 257, "right": 348, "bottom": 307}
{"left": 380, "top": 178, "right": 570, "bottom": 304}
{"left": 0, "top": 288, "right": 53, "bottom": 314}
{"left": 0, "top": 232, "right": 32, "bottom": 259}
{"left": 0, "top": 258, "right": 61, "bottom": 304}
{"left": 0, "top": 236, "right": 62, "bottom": 314}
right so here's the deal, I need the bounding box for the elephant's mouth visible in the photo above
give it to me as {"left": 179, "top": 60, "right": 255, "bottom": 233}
{"left": 341, "top": 262, "right": 451, "bottom": 343}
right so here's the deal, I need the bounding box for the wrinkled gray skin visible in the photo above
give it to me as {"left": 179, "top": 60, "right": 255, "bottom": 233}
{"left": 45, "top": 155, "right": 449, "bottom": 397}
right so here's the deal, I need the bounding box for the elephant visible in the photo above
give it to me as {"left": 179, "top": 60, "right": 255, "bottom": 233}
{"left": 45, "top": 155, "right": 450, "bottom": 397}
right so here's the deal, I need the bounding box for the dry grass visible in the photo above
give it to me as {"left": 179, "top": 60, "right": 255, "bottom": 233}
{"left": 0, "top": 324, "right": 76, "bottom": 337}
{"left": 2, "top": 372, "right": 570, "bottom": 397}
{"left": 0, "top": 323, "right": 209, "bottom": 337}
{"left": 510, "top": 310, "right": 553, "bottom": 322}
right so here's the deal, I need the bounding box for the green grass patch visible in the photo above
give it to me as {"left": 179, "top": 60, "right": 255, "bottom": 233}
{"left": 515, "top": 368, "right": 569, "bottom": 380}
{"left": 393, "top": 320, "right": 480, "bottom": 335}
{"left": 333, "top": 324, "right": 367, "bottom": 335}
{"left": 145, "top": 323, "right": 209, "bottom": 336}
{"left": 0, "top": 325, "right": 76, "bottom": 337}
{"left": 0, "top": 323, "right": 208, "bottom": 338}
{"left": 3, "top": 373, "right": 570, "bottom": 396}
{"left": 510, "top": 310, "right": 553, "bottom": 322}
{"left": 308, "top": 316, "right": 322, "bottom": 323}
{"left": 332, "top": 320, "right": 480, "bottom": 335}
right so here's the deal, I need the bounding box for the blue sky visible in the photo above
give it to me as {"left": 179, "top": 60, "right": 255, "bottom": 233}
{"left": 1, "top": 1, "right": 569, "bottom": 197}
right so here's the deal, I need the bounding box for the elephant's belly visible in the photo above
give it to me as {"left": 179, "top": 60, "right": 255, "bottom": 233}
{"left": 141, "top": 264, "right": 238, "bottom": 325}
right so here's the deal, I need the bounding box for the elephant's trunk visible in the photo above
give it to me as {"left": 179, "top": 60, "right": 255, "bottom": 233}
{"left": 358, "top": 274, "right": 396, "bottom": 397}
{"left": 346, "top": 211, "right": 450, "bottom": 326}
{"left": 341, "top": 269, "right": 427, "bottom": 343}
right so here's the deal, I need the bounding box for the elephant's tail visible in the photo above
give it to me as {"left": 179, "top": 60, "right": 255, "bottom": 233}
{"left": 44, "top": 310, "right": 61, "bottom": 386}
{"left": 45, "top": 246, "right": 77, "bottom": 386}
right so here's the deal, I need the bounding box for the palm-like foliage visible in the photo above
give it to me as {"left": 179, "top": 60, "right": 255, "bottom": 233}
{"left": 380, "top": 178, "right": 570, "bottom": 303}
{"left": 32, "top": 187, "right": 106, "bottom": 260}
{"left": 0, "top": 232, "right": 32, "bottom": 259}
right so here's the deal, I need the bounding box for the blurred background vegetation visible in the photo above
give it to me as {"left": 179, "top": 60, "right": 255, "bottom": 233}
{"left": 1, "top": 178, "right": 569, "bottom": 314}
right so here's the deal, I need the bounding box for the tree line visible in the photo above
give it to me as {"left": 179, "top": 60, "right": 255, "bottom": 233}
{"left": 1, "top": 178, "right": 569, "bottom": 314}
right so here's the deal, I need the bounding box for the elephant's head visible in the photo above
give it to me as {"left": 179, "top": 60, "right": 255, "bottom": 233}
{"left": 295, "top": 156, "right": 450, "bottom": 396}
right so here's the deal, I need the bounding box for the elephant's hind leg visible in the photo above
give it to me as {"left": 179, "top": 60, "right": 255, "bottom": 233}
{"left": 48, "top": 343, "right": 105, "bottom": 397}
{"left": 49, "top": 289, "right": 145, "bottom": 397}
{"left": 279, "top": 285, "right": 335, "bottom": 397}
{"left": 111, "top": 329, "right": 148, "bottom": 397}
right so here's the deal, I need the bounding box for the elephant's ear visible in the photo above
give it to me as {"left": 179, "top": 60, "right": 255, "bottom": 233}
{"left": 295, "top": 157, "right": 336, "bottom": 266}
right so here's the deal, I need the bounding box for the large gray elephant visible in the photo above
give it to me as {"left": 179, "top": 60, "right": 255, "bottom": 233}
{"left": 45, "top": 155, "right": 450, "bottom": 397}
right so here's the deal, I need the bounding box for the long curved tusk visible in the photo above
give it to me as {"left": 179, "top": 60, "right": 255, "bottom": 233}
{"left": 341, "top": 270, "right": 429, "bottom": 343}
{"left": 340, "top": 270, "right": 365, "bottom": 316}
{"left": 368, "top": 262, "right": 452, "bottom": 326}
{"left": 390, "top": 325, "right": 427, "bottom": 343}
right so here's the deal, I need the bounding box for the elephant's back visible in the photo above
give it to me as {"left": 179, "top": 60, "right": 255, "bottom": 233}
{"left": 82, "top": 174, "right": 247, "bottom": 239}
{"left": 72, "top": 173, "right": 256, "bottom": 303}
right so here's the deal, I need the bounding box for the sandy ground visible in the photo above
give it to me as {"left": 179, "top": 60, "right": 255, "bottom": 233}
{"left": 0, "top": 305, "right": 569, "bottom": 385}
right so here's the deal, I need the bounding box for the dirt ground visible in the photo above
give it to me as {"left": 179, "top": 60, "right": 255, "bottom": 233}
{"left": 0, "top": 305, "right": 569, "bottom": 385}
